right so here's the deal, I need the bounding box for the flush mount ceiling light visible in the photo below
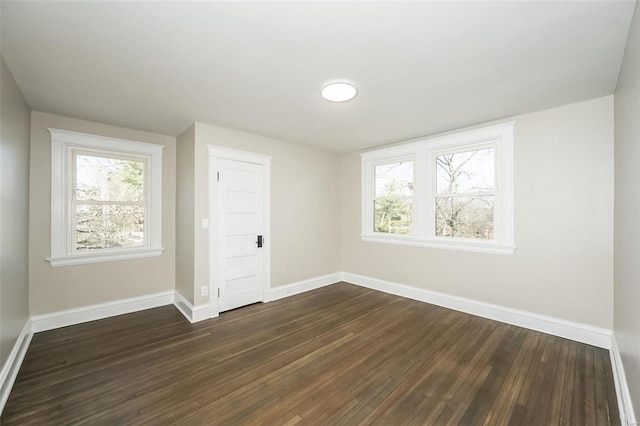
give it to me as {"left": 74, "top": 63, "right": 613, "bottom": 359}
{"left": 321, "top": 81, "right": 357, "bottom": 102}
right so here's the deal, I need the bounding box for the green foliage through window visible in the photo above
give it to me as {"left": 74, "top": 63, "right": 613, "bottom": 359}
{"left": 374, "top": 161, "right": 413, "bottom": 234}
{"left": 74, "top": 153, "right": 146, "bottom": 250}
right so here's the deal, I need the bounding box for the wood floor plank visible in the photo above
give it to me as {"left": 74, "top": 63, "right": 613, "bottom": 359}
{"left": 1, "top": 282, "right": 620, "bottom": 425}
{"left": 528, "top": 335, "right": 563, "bottom": 426}
{"left": 481, "top": 331, "right": 541, "bottom": 424}
{"left": 457, "top": 325, "right": 526, "bottom": 424}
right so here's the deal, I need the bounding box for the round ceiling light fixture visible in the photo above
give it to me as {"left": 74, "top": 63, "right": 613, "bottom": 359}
{"left": 321, "top": 80, "right": 357, "bottom": 102}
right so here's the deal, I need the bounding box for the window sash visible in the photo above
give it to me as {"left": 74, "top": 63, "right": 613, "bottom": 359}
{"left": 429, "top": 141, "right": 499, "bottom": 241}
{"left": 373, "top": 198, "right": 414, "bottom": 235}
{"left": 71, "top": 148, "right": 149, "bottom": 200}
{"left": 73, "top": 200, "right": 145, "bottom": 206}
{"left": 371, "top": 157, "right": 416, "bottom": 235}
{"left": 433, "top": 195, "right": 496, "bottom": 241}
{"left": 69, "top": 149, "right": 151, "bottom": 254}
{"left": 374, "top": 196, "right": 414, "bottom": 201}
{"left": 72, "top": 202, "right": 147, "bottom": 249}
{"left": 434, "top": 191, "right": 496, "bottom": 198}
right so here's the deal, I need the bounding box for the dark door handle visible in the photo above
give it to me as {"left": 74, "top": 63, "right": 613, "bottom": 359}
{"left": 256, "top": 235, "right": 263, "bottom": 248}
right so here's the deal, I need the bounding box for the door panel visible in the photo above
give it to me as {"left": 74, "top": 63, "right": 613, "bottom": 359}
{"left": 218, "top": 159, "right": 264, "bottom": 312}
{"left": 225, "top": 276, "right": 258, "bottom": 292}
{"left": 225, "top": 168, "right": 257, "bottom": 191}
{"left": 226, "top": 192, "right": 257, "bottom": 213}
{"left": 226, "top": 213, "right": 258, "bottom": 235}
{"left": 226, "top": 235, "right": 256, "bottom": 257}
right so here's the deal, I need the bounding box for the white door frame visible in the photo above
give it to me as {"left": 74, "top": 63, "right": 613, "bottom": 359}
{"left": 208, "top": 144, "right": 272, "bottom": 318}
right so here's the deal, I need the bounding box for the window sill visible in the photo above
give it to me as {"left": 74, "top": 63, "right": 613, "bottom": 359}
{"left": 47, "top": 247, "right": 164, "bottom": 267}
{"left": 361, "top": 234, "right": 516, "bottom": 255}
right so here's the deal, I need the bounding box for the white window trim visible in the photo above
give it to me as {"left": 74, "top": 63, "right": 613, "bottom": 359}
{"left": 361, "top": 122, "right": 515, "bottom": 255}
{"left": 47, "top": 129, "right": 164, "bottom": 267}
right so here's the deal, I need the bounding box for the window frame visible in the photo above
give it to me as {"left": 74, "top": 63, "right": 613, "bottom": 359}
{"left": 361, "top": 122, "right": 514, "bottom": 255}
{"left": 371, "top": 156, "right": 416, "bottom": 236}
{"left": 71, "top": 148, "right": 150, "bottom": 254}
{"left": 48, "top": 129, "right": 164, "bottom": 267}
{"left": 430, "top": 141, "right": 499, "bottom": 241}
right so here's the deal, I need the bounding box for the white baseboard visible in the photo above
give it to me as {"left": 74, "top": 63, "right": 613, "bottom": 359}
{"left": 610, "top": 335, "right": 638, "bottom": 426}
{"left": 264, "top": 271, "right": 612, "bottom": 350}
{"left": 31, "top": 291, "right": 175, "bottom": 333}
{"left": 29, "top": 274, "right": 341, "bottom": 332}
{"left": 265, "top": 272, "right": 342, "bottom": 302}
{"left": 341, "top": 272, "right": 613, "bottom": 349}
{"left": 174, "top": 291, "right": 210, "bottom": 323}
{"left": 192, "top": 304, "right": 211, "bottom": 322}
{"left": 0, "top": 319, "right": 33, "bottom": 414}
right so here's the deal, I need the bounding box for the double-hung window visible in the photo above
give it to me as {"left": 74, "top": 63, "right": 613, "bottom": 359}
{"left": 373, "top": 159, "right": 414, "bottom": 234}
{"left": 433, "top": 145, "right": 496, "bottom": 239}
{"left": 73, "top": 151, "right": 147, "bottom": 250}
{"left": 362, "top": 122, "right": 514, "bottom": 255}
{"left": 48, "top": 129, "right": 164, "bottom": 267}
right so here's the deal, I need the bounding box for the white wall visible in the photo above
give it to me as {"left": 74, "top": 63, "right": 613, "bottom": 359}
{"left": 190, "top": 123, "right": 341, "bottom": 306}
{"left": 28, "top": 112, "right": 177, "bottom": 315}
{"left": 341, "top": 96, "right": 614, "bottom": 329}
{"left": 176, "top": 124, "right": 195, "bottom": 304}
{"left": 0, "top": 56, "right": 30, "bottom": 371}
{"left": 614, "top": 0, "right": 640, "bottom": 417}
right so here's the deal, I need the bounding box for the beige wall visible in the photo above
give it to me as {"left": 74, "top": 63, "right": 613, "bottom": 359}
{"left": 29, "top": 112, "right": 176, "bottom": 315}
{"left": 341, "top": 96, "right": 614, "bottom": 328}
{"left": 190, "top": 123, "right": 341, "bottom": 306}
{"left": 176, "top": 124, "right": 195, "bottom": 303}
{"left": 614, "top": 0, "right": 640, "bottom": 416}
{"left": 0, "top": 57, "right": 31, "bottom": 368}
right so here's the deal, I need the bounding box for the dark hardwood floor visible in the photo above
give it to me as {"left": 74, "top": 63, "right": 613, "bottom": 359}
{"left": 2, "top": 283, "right": 620, "bottom": 425}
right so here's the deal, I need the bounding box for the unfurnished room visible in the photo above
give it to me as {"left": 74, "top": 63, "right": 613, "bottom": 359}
{"left": 0, "top": 1, "right": 639, "bottom": 424}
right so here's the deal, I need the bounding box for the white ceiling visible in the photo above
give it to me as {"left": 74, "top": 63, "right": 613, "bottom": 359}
{"left": 1, "top": 1, "right": 635, "bottom": 152}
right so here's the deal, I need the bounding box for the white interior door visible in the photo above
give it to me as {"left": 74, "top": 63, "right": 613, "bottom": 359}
{"left": 217, "top": 158, "right": 265, "bottom": 312}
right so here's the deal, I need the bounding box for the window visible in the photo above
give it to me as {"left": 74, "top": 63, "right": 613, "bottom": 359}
{"left": 374, "top": 160, "right": 414, "bottom": 234}
{"left": 361, "top": 122, "right": 514, "bottom": 255}
{"left": 74, "top": 152, "right": 146, "bottom": 250}
{"left": 434, "top": 146, "right": 495, "bottom": 239}
{"left": 48, "top": 129, "right": 164, "bottom": 266}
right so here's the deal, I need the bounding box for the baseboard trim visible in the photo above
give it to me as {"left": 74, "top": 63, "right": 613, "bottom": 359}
{"left": 30, "top": 274, "right": 344, "bottom": 332}
{"left": 0, "top": 319, "right": 33, "bottom": 414}
{"left": 174, "top": 291, "right": 210, "bottom": 323}
{"left": 173, "top": 291, "right": 194, "bottom": 322}
{"left": 265, "top": 272, "right": 342, "bottom": 302}
{"left": 1, "top": 273, "right": 628, "bottom": 418}
{"left": 31, "top": 291, "right": 175, "bottom": 333}
{"left": 192, "top": 304, "right": 210, "bottom": 322}
{"left": 610, "top": 335, "right": 638, "bottom": 426}
{"left": 341, "top": 272, "right": 612, "bottom": 349}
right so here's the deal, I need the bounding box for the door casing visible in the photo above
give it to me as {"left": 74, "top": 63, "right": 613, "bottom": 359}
{"left": 208, "top": 144, "right": 272, "bottom": 318}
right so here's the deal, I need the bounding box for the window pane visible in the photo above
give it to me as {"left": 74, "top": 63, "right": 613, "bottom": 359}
{"left": 375, "top": 161, "right": 414, "bottom": 198}
{"left": 436, "top": 148, "right": 494, "bottom": 194}
{"left": 76, "top": 154, "right": 144, "bottom": 202}
{"left": 76, "top": 204, "right": 144, "bottom": 250}
{"left": 374, "top": 199, "right": 412, "bottom": 234}
{"left": 435, "top": 196, "right": 494, "bottom": 239}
